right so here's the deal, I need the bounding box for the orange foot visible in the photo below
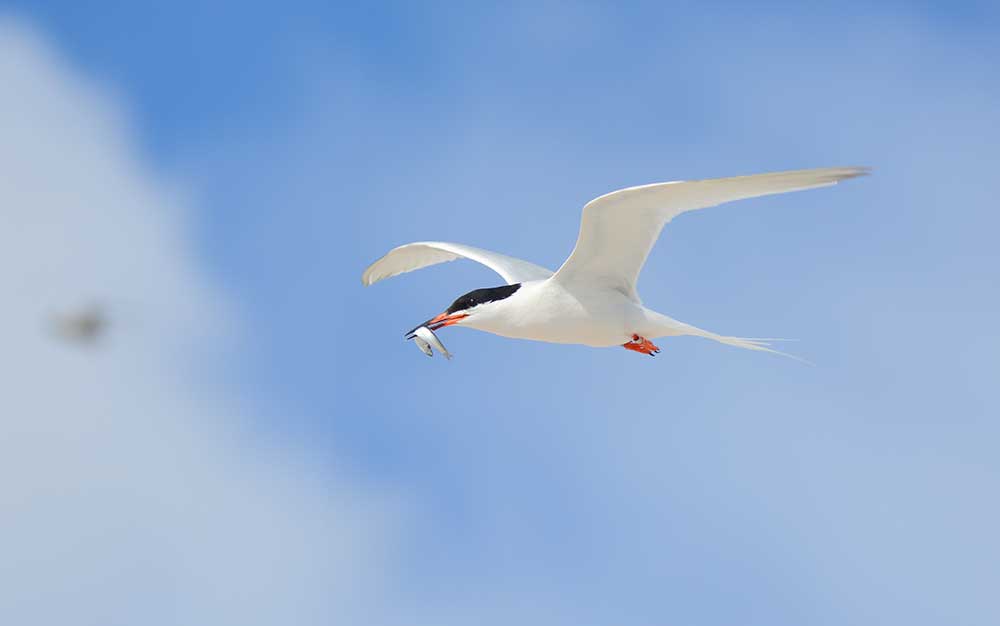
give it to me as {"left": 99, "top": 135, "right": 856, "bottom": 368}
{"left": 623, "top": 334, "right": 661, "bottom": 356}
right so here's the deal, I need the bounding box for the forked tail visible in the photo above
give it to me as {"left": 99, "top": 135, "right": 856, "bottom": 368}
{"left": 648, "top": 313, "right": 809, "bottom": 363}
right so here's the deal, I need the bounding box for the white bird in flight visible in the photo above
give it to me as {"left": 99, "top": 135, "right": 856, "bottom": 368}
{"left": 363, "top": 167, "right": 868, "bottom": 358}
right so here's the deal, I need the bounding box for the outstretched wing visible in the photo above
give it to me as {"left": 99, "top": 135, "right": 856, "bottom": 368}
{"left": 552, "top": 167, "right": 869, "bottom": 301}
{"left": 362, "top": 241, "right": 553, "bottom": 286}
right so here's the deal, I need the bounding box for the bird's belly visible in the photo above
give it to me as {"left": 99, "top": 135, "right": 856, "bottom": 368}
{"left": 488, "top": 316, "right": 624, "bottom": 346}
{"left": 509, "top": 319, "right": 627, "bottom": 347}
{"left": 470, "top": 284, "right": 641, "bottom": 347}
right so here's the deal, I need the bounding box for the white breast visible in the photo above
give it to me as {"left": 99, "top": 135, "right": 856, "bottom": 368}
{"left": 461, "top": 280, "right": 642, "bottom": 347}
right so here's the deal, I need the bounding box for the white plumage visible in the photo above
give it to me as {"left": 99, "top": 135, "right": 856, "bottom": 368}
{"left": 363, "top": 167, "right": 868, "bottom": 358}
{"left": 362, "top": 241, "right": 552, "bottom": 287}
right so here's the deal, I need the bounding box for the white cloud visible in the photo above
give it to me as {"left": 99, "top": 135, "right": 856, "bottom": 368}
{"left": 0, "top": 18, "right": 395, "bottom": 626}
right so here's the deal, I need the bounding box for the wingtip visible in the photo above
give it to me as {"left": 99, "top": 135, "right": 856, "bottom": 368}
{"left": 806, "top": 166, "right": 871, "bottom": 189}
{"left": 360, "top": 268, "right": 377, "bottom": 287}
{"left": 838, "top": 166, "right": 873, "bottom": 180}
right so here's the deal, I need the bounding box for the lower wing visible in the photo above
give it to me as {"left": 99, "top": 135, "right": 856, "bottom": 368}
{"left": 362, "top": 241, "right": 553, "bottom": 286}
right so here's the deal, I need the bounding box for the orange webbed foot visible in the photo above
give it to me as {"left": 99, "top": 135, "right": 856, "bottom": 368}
{"left": 623, "top": 334, "right": 661, "bottom": 356}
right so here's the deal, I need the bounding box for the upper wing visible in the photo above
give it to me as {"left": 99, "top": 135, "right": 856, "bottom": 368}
{"left": 361, "top": 241, "right": 553, "bottom": 286}
{"left": 552, "top": 166, "right": 869, "bottom": 301}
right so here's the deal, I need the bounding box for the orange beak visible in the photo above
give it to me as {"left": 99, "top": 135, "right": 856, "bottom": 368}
{"left": 426, "top": 311, "right": 468, "bottom": 329}
{"left": 405, "top": 311, "right": 468, "bottom": 339}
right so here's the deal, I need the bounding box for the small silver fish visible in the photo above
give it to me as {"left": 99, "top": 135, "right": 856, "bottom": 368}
{"left": 412, "top": 332, "right": 434, "bottom": 357}
{"left": 413, "top": 326, "right": 452, "bottom": 360}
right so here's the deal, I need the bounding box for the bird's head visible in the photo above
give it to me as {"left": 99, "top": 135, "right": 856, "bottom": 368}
{"left": 406, "top": 283, "right": 521, "bottom": 336}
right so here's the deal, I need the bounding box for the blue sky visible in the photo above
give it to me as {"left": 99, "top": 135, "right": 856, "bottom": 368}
{"left": 2, "top": 2, "right": 999, "bottom": 625}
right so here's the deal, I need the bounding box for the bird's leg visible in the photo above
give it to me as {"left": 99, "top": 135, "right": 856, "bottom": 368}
{"left": 623, "top": 334, "right": 661, "bottom": 356}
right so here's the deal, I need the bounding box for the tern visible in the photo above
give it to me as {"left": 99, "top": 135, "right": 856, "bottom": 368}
{"left": 363, "top": 167, "right": 868, "bottom": 357}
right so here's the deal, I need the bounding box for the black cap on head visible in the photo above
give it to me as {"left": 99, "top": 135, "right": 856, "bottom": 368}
{"left": 446, "top": 283, "right": 521, "bottom": 314}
